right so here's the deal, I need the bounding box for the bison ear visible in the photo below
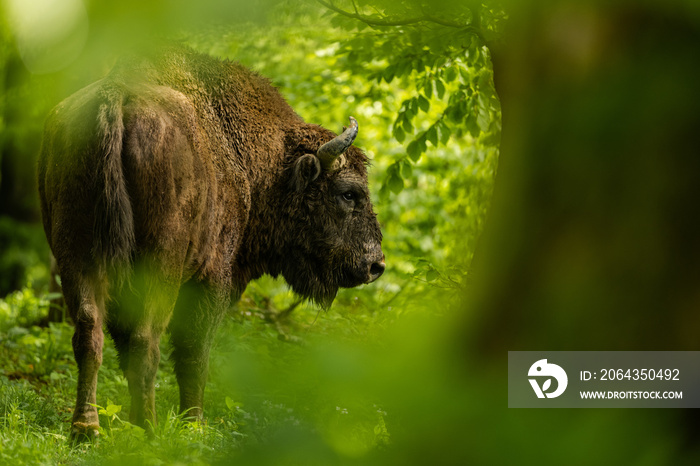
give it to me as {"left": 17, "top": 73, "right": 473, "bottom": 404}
{"left": 292, "top": 154, "right": 322, "bottom": 191}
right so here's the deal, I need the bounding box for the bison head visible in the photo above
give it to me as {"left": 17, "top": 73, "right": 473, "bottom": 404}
{"left": 281, "top": 117, "right": 384, "bottom": 307}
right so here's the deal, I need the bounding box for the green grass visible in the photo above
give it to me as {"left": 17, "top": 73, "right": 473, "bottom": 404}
{"left": 1, "top": 262, "right": 695, "bottom": 466}
{"left": 0, "top": 272, "right": 428, "bottom": 465}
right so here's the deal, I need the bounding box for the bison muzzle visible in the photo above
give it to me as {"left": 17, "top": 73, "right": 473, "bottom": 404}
{"left": 37, "top": 46, "right": 384, "bottom": 440}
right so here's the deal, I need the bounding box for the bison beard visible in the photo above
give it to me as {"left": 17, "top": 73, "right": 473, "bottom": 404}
{"left": 37, "top": 45, "right": 384, "bottom": 440}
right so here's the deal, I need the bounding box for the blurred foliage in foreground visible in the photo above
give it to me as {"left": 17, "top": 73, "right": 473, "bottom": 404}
{"left": 2, "top": 0, "right": 700, "bottom": 464}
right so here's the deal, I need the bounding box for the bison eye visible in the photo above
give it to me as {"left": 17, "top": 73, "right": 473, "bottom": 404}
{"left": 342, "top": 191, "right": 355, "bottom": 202}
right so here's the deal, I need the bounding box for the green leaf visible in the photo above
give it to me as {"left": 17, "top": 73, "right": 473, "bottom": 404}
{"left": 478, "top": 70, "right": 492, "bottom": 94}
{"left": 378, "top": 183, "right": 389, "bottom": 201}
{"left": 459, "top": 66, "right": 471, "bottom": 83}
{"left": 405, "top": 105, "right": 416, "bottom": 121}
{"left": 383, "top": 64, "right": 396, "bottom": 83}
{"left": 444, "top": 65, "right": 457, "bottom": 82}
{"left": 439, "top": 122, "right": 451, "bottom": 144}
{"left": 426, "top": 269, "right": 439, "bottom": 282}
{"left": 469, "top": 46, "right": 482, "bottom": 66}
{"left": 482, "top": 130, "right": 501, "bottom": 146}
{"left": 446, "top": 103, "right": 462, "bottom": 123}
{"left": 436, "top": 79, "right": 446, "bottom": 99}
{"left": 477, "top": 93, "right": 491, "bottom": 132}
{"left": 418, "top": 137, "right": 428, "bottom": 155}
{"left": 409, "top": 98, "right": 419, "bottom": 115}
{"left": 418, "top": 95, "right": 430, "bottom": 113}
{"left": 387, "top": 161, "right": 399, "bottom": 176}
{"left": 393, "top": 125, "right": 405, "bottom": 143}
{"left": 105, "top": 404, "right": 122, "bottom": 417}
{"left": 423, "top": 80, "right": 433, "bottom": 97}
{"left": 407, "top": 140, "right": 421, "bottom": 162}
{"left": 466, "top": 110, "right": 480, "bottom": 139}
{"left": 387, "top": 172, "right": 404, "bottom": 194}
{"left": 402, "top": 117, "right": 414, "bottom": 134}
{"left": 426, "top": 126, "right": 438, "bottom": 147}
{"left": 401, "top": 159, "right": 413, "bottom": 179}
{"left": 397, "top": 59, "right": 411, "bottom": 77}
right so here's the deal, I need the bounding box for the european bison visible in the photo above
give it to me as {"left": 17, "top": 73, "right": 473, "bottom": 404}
{"left": 37, "top": 45, "right": 384, "bottom": 439}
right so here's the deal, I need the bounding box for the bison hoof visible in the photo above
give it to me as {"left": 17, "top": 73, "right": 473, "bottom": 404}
{"left": 70, "top": 422, "right": 100, "bottom": 443}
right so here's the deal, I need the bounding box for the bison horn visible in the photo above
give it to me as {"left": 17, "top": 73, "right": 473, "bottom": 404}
{"left": 317, "top": 117, "right": 358, "bottom": 170}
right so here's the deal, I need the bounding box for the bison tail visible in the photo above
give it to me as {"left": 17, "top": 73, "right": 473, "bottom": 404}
{"left": 93, "top": 95, "right": 135, "bottom": 286}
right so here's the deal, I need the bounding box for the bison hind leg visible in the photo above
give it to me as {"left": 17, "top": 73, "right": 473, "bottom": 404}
{"left": 60, "top": 271, "right": 107, "bottom": 442}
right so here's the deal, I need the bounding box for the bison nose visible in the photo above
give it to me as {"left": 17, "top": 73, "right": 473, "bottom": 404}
{"left": 368, "top": 255, "right": 386, "bottom": 283}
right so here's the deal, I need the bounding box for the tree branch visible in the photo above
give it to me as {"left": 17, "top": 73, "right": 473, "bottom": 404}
{"left": 316, "top": 0, "right": 488, "bottom": 45}
{"left": 317, "top": 0, "right": 464, "bottom": 29}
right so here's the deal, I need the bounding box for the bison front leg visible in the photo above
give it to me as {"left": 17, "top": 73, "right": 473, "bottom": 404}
{"left": 123, "top": 282, "right": 179, "bottom": 431}
{"left": 170, "top": 281, "right": 229, "bottom": 419}
{"left": 63, "top": 274, "right": 106, "bottom": 441}
{"left": 125, "top": 328, "right": 163, "bottom": 429}
{"left": 171, "top": 335, "right": 211, "bottom": 420}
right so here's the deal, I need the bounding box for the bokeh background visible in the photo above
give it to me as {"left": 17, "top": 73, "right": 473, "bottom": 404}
{"left": 1, "top": 0, "right": 700, "bottom": 464}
